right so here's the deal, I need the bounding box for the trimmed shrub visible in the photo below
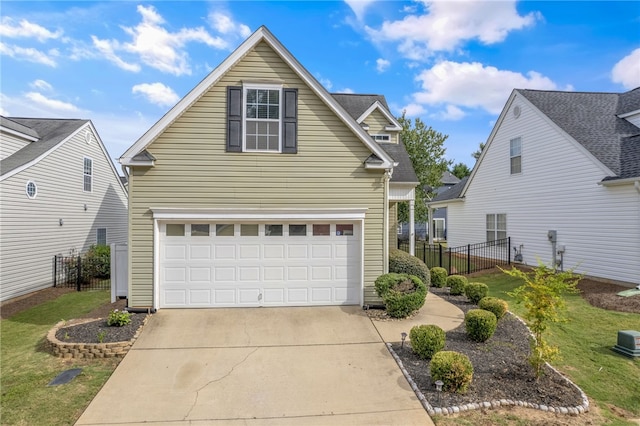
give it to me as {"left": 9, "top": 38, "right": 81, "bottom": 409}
{"left": 430, "top": 267, "right": 448, "bottom": 288}
{"left": 389, "top": 248, "right": 431, "bottom": 287}
{"left": 447, "top": 275, "right": 468, "bottom": 296}
{"left": 409, "top": 324, "right": 445, "bottom": 360}
{"left": 430, "top": 351, "right": 474, "bottom": 394}
{"left": 83, "top": 244, "right": 111, "bottom": 279}
{"left": 465, "top": 309, "right": 497, "bottom": 342}
{"left": 465, "top": 282, "right": 489, "bottom": 304}
{"left": 478, "top": 296, "right": 508, "bottom": 320}
{"left": 374, "top": 273, "right": 427, "bottom": 318}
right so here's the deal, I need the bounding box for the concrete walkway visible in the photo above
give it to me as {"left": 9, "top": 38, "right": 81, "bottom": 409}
{"left": 76, "top": 296, "right": 464, "bottom": 426}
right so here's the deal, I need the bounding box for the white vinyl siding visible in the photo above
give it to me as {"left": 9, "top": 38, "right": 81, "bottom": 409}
{"left": 364, "top": 108, "right": 399, "bottom": 144}
{"left": 128, "top": 41, "right": 385, "bottom": 308}
{"left": 0, "top": 126, "right": 128, "bottom": 302}
{"left": 0, "top": 132, "right": 31, "bottom": 160}
{"left": 445, "top": 94, "right": 640, "bottom": 286}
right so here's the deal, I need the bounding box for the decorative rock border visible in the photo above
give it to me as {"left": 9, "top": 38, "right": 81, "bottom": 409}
{"left": 387, "top": 311, "right": 590, "bottom": 417}
{"left": 46, "top": 316, "right": 149, "bottom": 359}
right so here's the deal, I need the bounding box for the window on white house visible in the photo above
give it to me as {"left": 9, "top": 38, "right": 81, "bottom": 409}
{"left": 26, "top": 181, "right": 37, "bottom": 199}
{"left": 433, "top": 219, "right": 445, "bottom": 240}
{"left": 97, "top": 228, "right": 107, "bottom": 245}
{"left": 510, "top": 137, "right": 522, "bottom": 174}
{"left": 486, "top": 214, "right": 507, "bottom": 242}
{"left": 245, "top": 87, "right": 281, "bottom": 151}
{"left": 83, "top": 157, "right": 93, "bottom": 192}
{"left": 372, "top": 134, "right": 391, "bottom": 142}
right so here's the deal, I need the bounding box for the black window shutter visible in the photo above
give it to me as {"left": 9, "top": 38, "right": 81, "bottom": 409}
{"left": 227, "top": 86, "right": 242, "bottom": 152}
{"left": 282, "top": 88, "right": 298, "bottom": 153}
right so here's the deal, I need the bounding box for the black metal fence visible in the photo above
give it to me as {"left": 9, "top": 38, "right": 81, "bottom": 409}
{"left": 53, "top": 254, "right": 110, "bottom": 291}
{"left": 397, "top": 237, "right": 511, "bottom": 275}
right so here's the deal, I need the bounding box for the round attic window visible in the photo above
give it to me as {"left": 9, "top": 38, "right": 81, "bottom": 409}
{"left": 26, "top": 181, "right": 37, "bottom": 199}
{"left": 513, "top": 105, "right": 521, "bottom": 119}
{"left": 85, "top": 130, "right": 91, "bottom": 144}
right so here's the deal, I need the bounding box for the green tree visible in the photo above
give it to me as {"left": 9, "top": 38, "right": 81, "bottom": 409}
{"left": 397, "top": 112, "right": 450, "bottom": 223}
{"left": 450, "top": 162, "right": 471, "bottom": 179}
{"left": 472, "top": 142, "right": 485, "bottom": 161}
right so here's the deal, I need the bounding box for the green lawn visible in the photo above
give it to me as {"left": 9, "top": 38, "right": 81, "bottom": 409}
{"left": 1, "top": 290, "right": 117, "bottom": 426}
{"left": 471, "top": 271, "right": 640, "bottom": 425}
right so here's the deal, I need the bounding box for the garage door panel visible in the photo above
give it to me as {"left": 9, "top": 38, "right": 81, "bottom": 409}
{"left": 264, "top": 266, "right": 284, "bottom": 281}
{"left": 263, "top": 288, "right": 285, "bottom": 304}
{"left": 164, "top": 267, "right": 186, "bottom": 282}
{"left": 214, "top": 267, "right": 235, "bottom": 281}
{"left": 165, "top": 245, "right": 187, "bottom": 260}
{"left": 311, "top": 266, "right": 332, "bottom": 280}
{"left": 240, "top": 244, "right": 260, "bottom": 259}
{"left": 189, "top": 290, "right": 212, "bottom": 305}
{"left": 287, "top": 288, "right": 308, "bottom": 303}
{"left": 189, "top": 245, "right": 211, "bottom": 260}
{"left": 264, "top": 244, "right": 285, "bottom": 259}
{"left": 311, "top": 287, "right": 332, "bottom": 303}
{"left": 311, "top": 244, "right": 332, "bottom": 259}
{"left": 189, "top": 267, "right": 211, "bottom": 282}
{"left": 288, "top": 245, "right": 308, "bottom": 259}
{"left": 287, "top": 266, "right": 308, "bottom": 280}
{"left": 164, "top": 290, "right": 186, "bottom": 306}
{"left": 214, "top": 289, "right": 236, "bottom": 305}
{"left": 215, "top": 245, "right": 236, "bottom": 259}
{"left": 238, "top": 288, "right": 261, "bottom": 304}
{"left": 239, "top": 267, "right": 260, "bottom": 281}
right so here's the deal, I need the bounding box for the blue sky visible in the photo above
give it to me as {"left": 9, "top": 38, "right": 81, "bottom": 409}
{"left": 1, "top": 1, "right": 639, "bottom": 169}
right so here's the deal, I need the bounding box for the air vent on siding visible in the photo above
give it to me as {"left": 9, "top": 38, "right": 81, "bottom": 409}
{"left": 513, "top": 105, "right": 521, "bottom": 119}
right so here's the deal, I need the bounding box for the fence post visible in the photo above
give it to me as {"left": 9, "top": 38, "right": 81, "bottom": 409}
{"left": 422, "top": 240, "right": 426, "bottom": 264}
{"left": 53, "top": 256, "right": 57, "bottom": 287}
{"left": 76, "top": 256, "right": 82, "bottom": 292}
{"left": 508, "top": 237, "right": 511, "bottom": 265}
{"left": 467, "top": 244, "right": 471, "bottom": 274}
{"left": 447, "top": 248, "right": 451, "bottom": 275}
{"left": 439, "top": 244, "right": 442, "bottom": 268}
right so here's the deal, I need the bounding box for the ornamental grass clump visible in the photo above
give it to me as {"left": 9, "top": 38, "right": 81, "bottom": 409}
{"left": 107, "top": 309, "right": 131, "bottom": 327}
{"left": 430, "top": 267, "right": 448, "bottom": 288}
{"left": 446, "top": 275, "right": 468, "bottom": 295}
{"left": 388, "top": 248, "right": 431, "bottom": 287}
{"left": 430, "top": 351, "right": 474, "bottom": 394}
{"left": 374, "top": 273, "right": 427, "bottom": 318}
{"left": 465, "top": 309, "right": 497, "bottom": 342}
{"left": 478, "top": 296, "right": 509, "bottom": 320}
{"left": 409, "top": 324, "right": 445, "bottom": 360}
{"left": 465, "top": 282, "right": 489, "bottom": 304}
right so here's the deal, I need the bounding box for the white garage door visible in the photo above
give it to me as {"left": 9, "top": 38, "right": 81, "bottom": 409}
{"left": 159, "top": 222, "right": 361, "bottom": 308}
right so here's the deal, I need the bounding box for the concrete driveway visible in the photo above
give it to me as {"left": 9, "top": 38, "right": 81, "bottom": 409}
{"left": 76, "top": 307, "right": 434, "bottom": 425}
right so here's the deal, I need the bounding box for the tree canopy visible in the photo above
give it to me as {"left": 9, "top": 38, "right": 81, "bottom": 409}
{"left": 450, "top": 162, "right": 471, "bottom": 179}
{"left": 397, "top": 112, "right": 450, "bottom": 223}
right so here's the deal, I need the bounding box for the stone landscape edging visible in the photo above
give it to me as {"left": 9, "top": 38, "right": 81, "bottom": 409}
{"left": 46, "top": 316, "right": 148, "bottom": 359}
{"left": 387, "top": 311, "right": 590, "bottom": 417}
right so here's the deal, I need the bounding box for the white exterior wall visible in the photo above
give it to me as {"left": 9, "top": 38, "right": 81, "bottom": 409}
{"left": 0, "top": 132, "right": 31, "bottom": 160}
{"left": 447, "top": 94, "right": 640, "bottom": 286}
{"left": 0, "top": 124, "right": 128, "bottom": 301}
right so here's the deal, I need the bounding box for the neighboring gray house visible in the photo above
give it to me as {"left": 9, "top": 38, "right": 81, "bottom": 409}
{"left": 0, "top": 117, "right": 128, "bottom": 302}
{"left": 428, "top": 88, "right": 640, "bottom": 287}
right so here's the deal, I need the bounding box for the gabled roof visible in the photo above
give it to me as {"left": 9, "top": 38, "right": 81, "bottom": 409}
{"left": 331, "top": 93, "right": 401, "bottom": 131}
{"left": 1, "top": 116, "right": 39, "bottom": 140}
{"left": 517, "top": 88, "right": 640, "bottom": 179}
{"left": 120, "top": 26, "right": 394, "bottom": 169}
{"left": 617, "top": 87, "right": 640, "bottom": 116}
{"left": 431, "top": 176, "right": 468, "bottom": 203}
{"left": 1, "top": 117, "right": 88, "bottom": 178}
{"left": 440, "top": 170, "right": 461, "bottom": 186}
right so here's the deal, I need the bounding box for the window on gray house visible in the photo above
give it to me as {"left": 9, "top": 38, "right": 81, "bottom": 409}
{"left": 486, "top": 214, "right": 507, "bottom": 242}
{"left": 510, "top": 138, "right": 522, "bottom": 174}
{"left": 97, "top": 228, "right": 107, "bottom": 245}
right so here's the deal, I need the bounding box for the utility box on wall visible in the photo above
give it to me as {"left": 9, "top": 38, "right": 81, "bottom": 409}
{"left": 612, "top": 330, "right": 640, "bottom": 358}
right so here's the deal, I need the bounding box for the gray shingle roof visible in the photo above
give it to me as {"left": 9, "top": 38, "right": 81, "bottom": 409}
{"left": 1, "top": 116, "right": 39, "bottom": 139}
{"left": 440, "top": 170, "right": 461, "bottom": 185}
{"left": 377, "top": 142, "right": 419, "bottom": 183}
{"left": 518, "top": 88, "right": 640, "bottom": 179}
{"left": 331, "top": 93, "right": 390, "bottom": 120}
{"left": 431, "top": 176, "right": 468, "bottom": 202}
{"left": 1, "top": 117, "right": 88, "bottom": 177}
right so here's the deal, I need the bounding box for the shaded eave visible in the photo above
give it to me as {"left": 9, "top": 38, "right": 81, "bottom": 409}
{"left": 119, "top": 26, "right": 394, "bottom": 169}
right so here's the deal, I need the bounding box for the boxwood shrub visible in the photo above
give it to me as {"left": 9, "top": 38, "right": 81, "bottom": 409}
{"left": 409, "top": 324, "right": 445, "bottom": 360}
{"left": 430, "top": 267, "right": 448, "bottom": 288}
{"left": 478, "top": 297, "right": 509, "bottom": 320}
{"left": 465, "top": 309, "right": 497, "bottom": 342}
{"left": 430, "top": 351, "right": 474, "bottom": 394}
{"left": 464, "top": 282, "right": 489, "bottom": 304}
{"left": 374, "top": 273, "right": 427, "bottom": 318}
{"left": 389, "top": 248, "right": 431, "bottom": 287}
{"left": 446, "top": 274, "right": 468, "bottom": 296}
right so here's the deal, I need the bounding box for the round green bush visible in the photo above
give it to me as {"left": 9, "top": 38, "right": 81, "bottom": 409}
{"left": 478, "top": 297, "right": 508, "bottom": 320}
{"left": 464, "top": 309, "right": 497, "bottom": 342}
{"left": 409, "top": 324, "right": 445, "bottom": 360}
{"left": 446, "top": 275, "right": 468, "bottom": 296}
{"left": 374, "top": 273, "right": 427, "bottom": 318}
{"left": 430, "top": 267, "right": 448, "bottom": 288}
{"left": 464, "top": 282, "right": 489, "bottom": 304}
{"left": 389, "top": 248, "right": 431, "bottom": 287}
{"left": 430, "top": 351, "right": 474, "bottom": 394}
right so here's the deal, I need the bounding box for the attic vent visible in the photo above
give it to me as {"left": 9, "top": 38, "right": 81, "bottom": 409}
{"left": 85, "top": 131, "right": 91, "bottom": 144}
{"left": 513, "top": 105, "right": 521, "bottom": 119}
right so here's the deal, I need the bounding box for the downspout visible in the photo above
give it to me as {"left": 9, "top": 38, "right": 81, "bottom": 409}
{"left": 383, "top": 169, "right": 391, "bottom": 274}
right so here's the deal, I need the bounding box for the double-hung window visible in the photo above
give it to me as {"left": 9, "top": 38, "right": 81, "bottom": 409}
{"left": 510, "top": 137, "right": 522, "bottom": 174}
{"left": 83, "top": 157, "right": 93, "bottom": 192}
{"left": 486, "top": 214, "right": 507, "bottom": 242}
{"left": 244, "top": 86, "right": 281, "bottom": 151}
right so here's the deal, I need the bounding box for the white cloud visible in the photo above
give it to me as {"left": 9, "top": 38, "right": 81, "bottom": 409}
{"left": 92, "top": 5, "right": 228, "bottom": 76}
{"left": 30, "top": 79, "right": 53, "bottom": 91}
{"left": 413, "top": 61, "right": 560, "bottom": 114}
{"left": 336, "top": 88, "right": 355, "bottom": 94}
{"left": 612, "top": 48, "right": 640, "bottom": 90}
{"left": 345, "top": 0, "right": 377, "bottom": 21}
{"left": 25, "top": 92, "right": 79, "bottom": 112}
{"left": 0, "top": 17, "right": 62, "bottom": 42}
{"left": 0, "top": 42, "right": 57, "bottom": 66}
{"left": 208, "top": 12, "right": 251, "bottom": 38}
{"left": 431, "top": 104, "right": 465, "bottom": 121}
{"left": 401, "top": 103, "right": 427, "bottom": 117}
{"left": 132, "top": 82, "right": 179, "bottom": 107}
{"left": 316, "top": 74, "right": 333, "bottom": 91}
{"left": 376, "top": 58, "right": 390, "bottom": 73}
{"left": 366, "top": 1, "right": 539, "bottom": 60}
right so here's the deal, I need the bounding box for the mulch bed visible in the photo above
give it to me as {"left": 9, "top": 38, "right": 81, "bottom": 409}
{"left": 55, "top": 313, "right": 147, "bottom": 344}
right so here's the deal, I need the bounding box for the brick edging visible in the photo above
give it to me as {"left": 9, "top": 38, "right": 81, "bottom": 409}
{"left": 46, "top": 316, "right": 149, "bottom": 359}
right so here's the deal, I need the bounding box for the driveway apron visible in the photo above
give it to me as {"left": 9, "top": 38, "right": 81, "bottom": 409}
{"left": 75, "top": 307, "right": 434, "bottom": 425}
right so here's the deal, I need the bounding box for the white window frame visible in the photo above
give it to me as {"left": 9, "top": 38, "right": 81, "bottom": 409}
{"left": 510, "top": 137, "right": 522, "bottom": 175}
{"left": 97, "top": 228, "right": 107, "bottom": 245}
{"left": 397, "top": 223, "right": 404, "bottom": 235}
{"left": 372, "top": 134, "right": 391, "bottom": 142}
{"left": 83, "top": 157, "right": 93, "bottom": 192}
{"left": 433, "top": 218, "right": 445, "bottom": 241}
{"left": 25, "top": 181, "right": 37, "bottom": 199}
{"left": 486, "top": 214, "right": 507, "bottom": 242}
{"left": 243, "top": 83, "right": 283, "bottom": 153}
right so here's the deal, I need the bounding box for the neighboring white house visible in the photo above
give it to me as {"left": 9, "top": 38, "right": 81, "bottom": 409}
{"left": 0, "top": 117, "right": 128, "bottom": 302}
{"left": 428, "top": 88, "right": 640, "bottom": 287}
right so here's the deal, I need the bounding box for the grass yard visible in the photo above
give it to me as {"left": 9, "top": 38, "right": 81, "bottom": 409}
{"left": 1, "top": 290, "right": 117, "bottom": 426}
{"left": 469, "top": 271, "right": 640, "bottom": 425}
